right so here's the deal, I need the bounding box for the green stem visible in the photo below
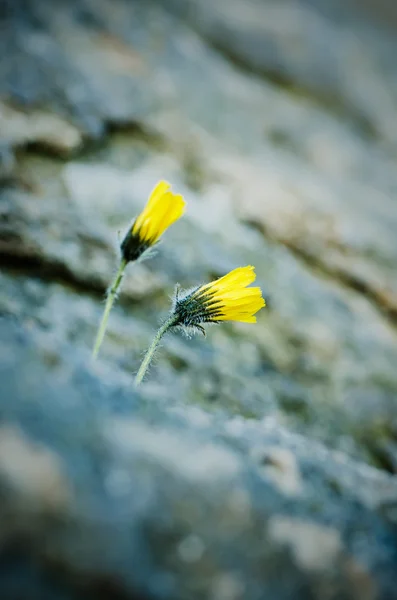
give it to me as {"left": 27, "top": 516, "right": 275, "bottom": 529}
{"left": 135, "top": 315, "right": 177, "bottom": 386}
{"left": 92, "top": 259, "right": 127, "bottom": 359}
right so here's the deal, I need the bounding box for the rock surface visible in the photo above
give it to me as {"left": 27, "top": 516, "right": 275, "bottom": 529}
{"left": 1, "top": 0, "right": 397, "bottom": 598}
{"left": 1, "top": 317, "right": 397, "bottom": 600}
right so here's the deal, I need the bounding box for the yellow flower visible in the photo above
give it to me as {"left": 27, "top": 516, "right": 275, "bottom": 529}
{"left": 93, "top": 180, "right": 185, "bottom": 359}
{"left": 172, "top": 265, "right": 265, "bottom": 333}
{"left": 135, "top": 265, "right": 265, "bottom": 383}
{"left": 121, "top": 180, "right": 186, "bottom": 262}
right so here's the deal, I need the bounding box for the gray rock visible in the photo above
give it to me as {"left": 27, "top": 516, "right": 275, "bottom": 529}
{"left": 156, "top": 0, "right": 397, "bottom": 147}
{"left": 1, "top": 0, "right": 397, "bottom": 597}
{"left": 0, "top": 317, "right": 397, "bottom": 600}
{"left": 1, "top": 0, "right": 397, "bottom": 466}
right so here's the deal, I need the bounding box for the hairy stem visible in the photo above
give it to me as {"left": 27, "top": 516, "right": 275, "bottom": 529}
{"left": 92, "top": 259, "right": 127, "bottom": 359}
{"left": 135, "top": 315, "right": 177, "bottom": 386}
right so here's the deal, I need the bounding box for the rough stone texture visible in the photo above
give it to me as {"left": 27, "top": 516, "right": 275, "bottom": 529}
{"left": 1, "top": 0, "right": 397, "bottom": 598}
{"left": 158, "top": 0, "right": 397, "bottom": 146}
{"left": 1, "top": 317, "right": 397, "bottom": 600}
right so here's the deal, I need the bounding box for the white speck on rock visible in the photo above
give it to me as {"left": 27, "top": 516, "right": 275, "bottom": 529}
{"left": 224, "top": 416, "right": 251, "bottom": 438}
{"left": 268, "top": 516, "right": 342, "bottom": 572}
{"left": 107, "top": 420, "right": 242, "bottom": 483}
{"left": 211, "top": 573, "right": 245, "bottom": 600}
{"left": 252, "top": 445, "right": 303, "bottom": 496}
{"left": 177, "top": 534, "right": 205, "bottom": 563}
{"left": 0, "top": 426, "right": 73, "bottom": 513}
{"left": 170, "top": 405, "right": 212, "bottom": 428}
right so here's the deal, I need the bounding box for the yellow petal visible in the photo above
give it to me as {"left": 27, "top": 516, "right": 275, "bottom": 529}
{"left": 150, "top": 193, "right": 185, "bottom": 242}
{"left": 201, "top": 266, "right": 256, "bottom": 295}
{"left": 145, "top": 180, "right": 171, "bottom": 211}
{"left": 132, "top": 181, "right": 186, "bottom": 244}
{"left": 187, "top": 265, "right": 265, "bottom": 326}
{"left": 132, "top": 181, "right": 169, "bottom": 234}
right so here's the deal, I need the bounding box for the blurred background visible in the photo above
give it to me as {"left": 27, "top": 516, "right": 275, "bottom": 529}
{"left": 1, "top": 1, "right": 397, "bottom": 599}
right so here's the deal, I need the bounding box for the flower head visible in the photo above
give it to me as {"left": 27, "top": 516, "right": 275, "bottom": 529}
{"left": 135, "top": 265, "right": 265, "bottom": 384}
{"left": 121, "top": 180, "right": 186, "bottom": 262}
{"left": 172, "top": 266, "right": 265, "bottom": 334}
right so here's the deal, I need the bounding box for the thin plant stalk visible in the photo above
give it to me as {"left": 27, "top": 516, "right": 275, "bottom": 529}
{"left": 92, "top": 259, "right": 127, "bottom": 359}
{"left": 135, "top": 315, "right": 177, "bottom": 386}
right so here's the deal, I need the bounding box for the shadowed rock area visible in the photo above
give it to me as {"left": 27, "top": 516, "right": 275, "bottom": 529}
{"left": 1, "top": 0, "right": 397, "bottom": 598}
